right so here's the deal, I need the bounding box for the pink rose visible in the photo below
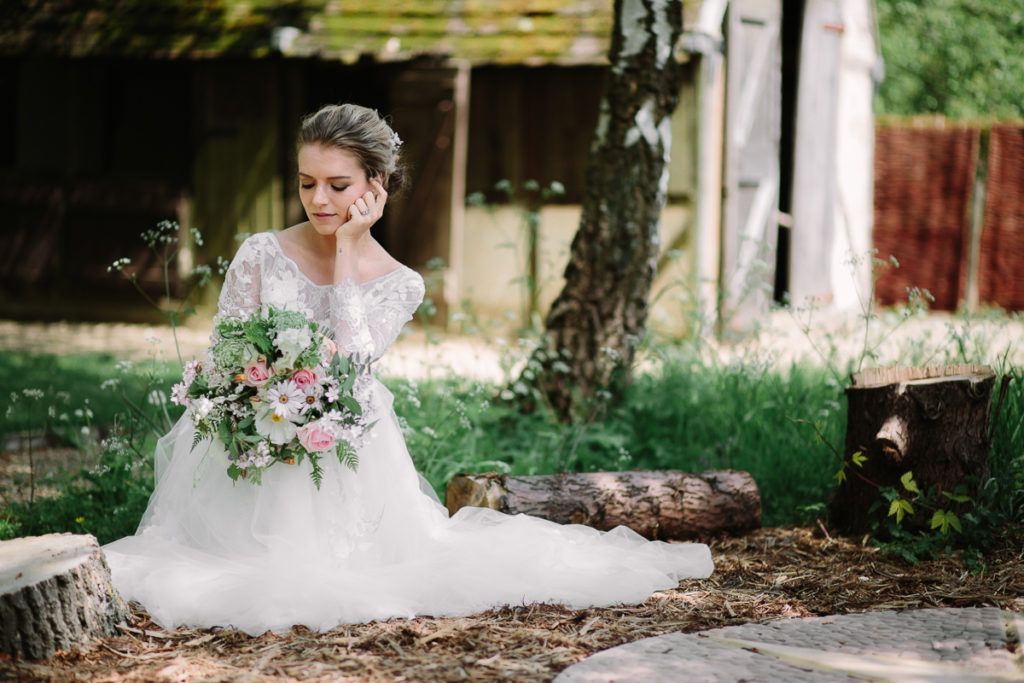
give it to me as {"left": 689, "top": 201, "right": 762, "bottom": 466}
{"left": 320, "top": 336, "right": 338, "bottom": 361}
{"left": 296, "top": 421, "right": 337, "bottom": 453}
{"left": 244, "top": 358, "right": 271, "bottom": 387}
{"left": 291, "top": 367, "right": 318, "bottom": 390}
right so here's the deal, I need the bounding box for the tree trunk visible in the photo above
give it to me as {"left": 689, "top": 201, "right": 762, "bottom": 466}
{"left": 829, "top": 364, "right": 1000, "bottom": 535}
{"left": 0, "top": 534, "right": 128, "bottom": 660}
{"left": 526, "top": 0, "right": 686, "bottom": 419}
{"left": 446, "top": 470, "right": 761, "bottom": 540}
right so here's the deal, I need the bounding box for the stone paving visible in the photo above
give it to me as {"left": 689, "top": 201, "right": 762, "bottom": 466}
{"left": 555, "top": 607, "right": 1024, "bottom": 682}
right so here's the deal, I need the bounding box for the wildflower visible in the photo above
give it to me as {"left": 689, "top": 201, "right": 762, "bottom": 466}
{"left": 324, "top": 381, "right": 340, "bottom": 404}
{"left": 170, "top": 382, "right": 190, "bottom": 407}
{"left": 182, "top": 359, "right": 202, "bottom": 386}
{"left": 107, "top": 257, "right": 131, "bottom": 273}
{"left": 255, "top": 409, "right": 298, "bottom": 445}
{"left": 275, "top": 326, "right": 313, "bottom": 369}
{"left": 194, "top": 397, "right": 215, "bottom": 420}
{"left": 266, "top": 380, "right": 304, "bottom": 419}
{"left": 299, "top": 386, "right": 321, "bottom": 414}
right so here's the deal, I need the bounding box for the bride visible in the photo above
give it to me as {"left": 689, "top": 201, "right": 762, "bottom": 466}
{"left": 103, "top": 104, "right": 713, "bottom": 635}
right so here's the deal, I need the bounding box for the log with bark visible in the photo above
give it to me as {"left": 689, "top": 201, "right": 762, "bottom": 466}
{"left": 0, "top": 534, "right": 128, "bottom": 660}
{"left": 446, "top": 470, "right": 760, "bottom": 540}
{"left": 829, "top": 364, "right": 1006, "bottom": 534}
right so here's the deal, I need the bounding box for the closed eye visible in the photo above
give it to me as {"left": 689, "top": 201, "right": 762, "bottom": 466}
{"left": 299, "top": 182, "right": 349, "bottom": 192}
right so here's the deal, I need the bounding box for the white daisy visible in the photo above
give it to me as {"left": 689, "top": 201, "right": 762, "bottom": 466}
{"left": 265, "top": 380, "right": 304, "bottom": 419}
{"left": 255, "top": 408, "right": 298, "bottom": 445}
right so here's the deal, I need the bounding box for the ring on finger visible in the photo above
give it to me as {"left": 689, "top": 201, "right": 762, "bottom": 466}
{"left": 360, "top": 209, "right": 370, "bottom": 216}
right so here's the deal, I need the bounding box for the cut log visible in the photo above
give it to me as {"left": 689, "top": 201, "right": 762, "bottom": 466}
{"left": 445, "top": 470, "right": 760, "bottom": 540}
{"left": 829, "top": 364, "right": 1001, "bottom": 534}
{"left": 0, "top": 534, "right": 128, "bottom": 660}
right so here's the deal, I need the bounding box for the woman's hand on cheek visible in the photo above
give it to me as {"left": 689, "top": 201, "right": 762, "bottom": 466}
{"left": 335, "top": 178, "right": 387, "bottom": 243}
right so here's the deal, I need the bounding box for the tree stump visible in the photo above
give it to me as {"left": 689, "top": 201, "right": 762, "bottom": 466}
{"left": 0, "top": 534, "right": 128, "bottom": 660}
{"left": 829, "top": 364, "right": 1001, "bottom": 534}
{"left": 446, "top": 470, "right": 761, "bottom": 540}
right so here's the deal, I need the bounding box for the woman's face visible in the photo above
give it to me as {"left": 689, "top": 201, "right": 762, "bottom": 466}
{"left": 297, "top": 144, "right": 373, "bottom": 237}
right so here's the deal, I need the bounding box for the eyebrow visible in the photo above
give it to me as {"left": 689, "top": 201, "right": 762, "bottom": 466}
{"left": 297, "top": 172, "right": 352, "bottom": 180}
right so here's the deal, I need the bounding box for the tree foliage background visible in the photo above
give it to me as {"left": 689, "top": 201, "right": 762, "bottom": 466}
{"left": 875, "top": 0, "right": 1024, "bottom": 119}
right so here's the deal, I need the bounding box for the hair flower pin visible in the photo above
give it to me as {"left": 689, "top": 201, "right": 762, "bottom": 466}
{"left": 389, "top": 129, "right": 403, "bottom": 152}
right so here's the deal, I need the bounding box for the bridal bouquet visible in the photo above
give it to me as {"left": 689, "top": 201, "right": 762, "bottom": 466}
{"left": 170, "top": 307, "right": 373, "bottom": 487}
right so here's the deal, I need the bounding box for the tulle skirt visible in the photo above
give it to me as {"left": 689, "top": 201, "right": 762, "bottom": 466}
{"left": 103, "top": 380, "right": 714, "bottom": 635}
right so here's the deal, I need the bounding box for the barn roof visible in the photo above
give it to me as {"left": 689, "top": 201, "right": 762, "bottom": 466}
{"left": 0, "top": 0, "right": 717, "bottom": 65}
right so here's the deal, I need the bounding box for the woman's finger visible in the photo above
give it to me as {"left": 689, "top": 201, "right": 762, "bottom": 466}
{"left": 372, "top": 178, "right": 388, "bottom": 206}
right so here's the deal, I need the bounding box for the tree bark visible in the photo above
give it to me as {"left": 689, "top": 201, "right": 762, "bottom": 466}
{"left": 446, "top": 470, "right": 761, "bottom": 540}
{"left": 0, "top": 534, "right": 128, "bottom": 660}
{"left": 829, "top": 364, "right": 1000, "bottom": 535}
{"left": 526, "top": 0, "right": 686, "bottom": 419}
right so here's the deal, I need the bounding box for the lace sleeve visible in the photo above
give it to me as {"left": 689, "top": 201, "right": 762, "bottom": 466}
{"left": 328, "top": 269, "right": 425, "bottom": 361}
{"left": 216, "top": 238, "right": 262, "bottom": 321}
{"left": 205, "top": 237, "right": 264, "bottom": 357}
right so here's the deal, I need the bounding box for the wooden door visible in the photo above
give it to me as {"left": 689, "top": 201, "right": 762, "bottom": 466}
{"left": 720, "top": 0, "right": 782, "bottom": 332}
{"left": 388, "top": 63, "right": 470, "bottom": 318}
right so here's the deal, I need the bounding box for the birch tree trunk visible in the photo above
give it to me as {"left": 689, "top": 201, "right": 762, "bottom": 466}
{"left": 526, "top": 0, "right": 685, "bottom": 419}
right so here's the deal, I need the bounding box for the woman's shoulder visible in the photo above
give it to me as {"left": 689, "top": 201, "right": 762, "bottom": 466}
{"left": 229, "top": 232, "right": 280, "bottom": 263}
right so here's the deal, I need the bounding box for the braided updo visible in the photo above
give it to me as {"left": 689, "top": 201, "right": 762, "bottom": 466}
{"left": 297, "top": 104, "right": 407, "bottom": 195}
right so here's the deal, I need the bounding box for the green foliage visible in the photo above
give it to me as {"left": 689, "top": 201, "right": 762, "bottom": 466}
{"left": 389, "top": 349, "right": 840, "bottom": 526}
{"left": 1, "top": 429, "right": 155, "bottom": 545}
{"left": 876, "top": 0, "right": 1024, "bottom": 118}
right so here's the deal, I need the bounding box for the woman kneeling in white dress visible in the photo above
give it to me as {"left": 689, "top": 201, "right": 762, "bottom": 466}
{"left": 103, "top": 103, "right": 714, "bottom": 636}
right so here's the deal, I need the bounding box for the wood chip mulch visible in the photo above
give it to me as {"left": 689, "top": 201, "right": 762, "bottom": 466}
{"left": 3, "top": 526, "right": 1023, "bottom": 682}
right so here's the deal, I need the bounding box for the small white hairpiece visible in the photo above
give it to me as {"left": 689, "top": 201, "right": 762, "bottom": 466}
{"left": 389, "top": 129, "right": 403, "bottom": 152}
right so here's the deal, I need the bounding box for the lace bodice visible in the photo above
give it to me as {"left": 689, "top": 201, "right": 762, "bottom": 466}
{"left": 216, "top": 232, "right": 424, "bottom": 361}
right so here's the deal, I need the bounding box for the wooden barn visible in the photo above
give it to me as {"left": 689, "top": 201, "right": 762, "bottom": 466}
{"left": 0, "top": 0, "right": 879, "bottom": 334}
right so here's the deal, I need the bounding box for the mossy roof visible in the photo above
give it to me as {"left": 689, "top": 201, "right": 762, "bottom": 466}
{"left": 0, "top": 0, "right": 710, "bottom": 65}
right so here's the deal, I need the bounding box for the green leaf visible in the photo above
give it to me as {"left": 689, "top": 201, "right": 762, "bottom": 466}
{"left": 341, "top": 396, "right": 362, "bottom": 415}
{"left": 888, "top": 497, "right": 914, "bottom": 524}
{"left": 218, "top": 419, "right": 233, "bottom": 447}
{"left": 851, "top": 451, "right": 867, "bottom": 467}
{"left": 227, "top": 464, "right": 241, "bottom": 481}
{"left": 930, "top": 509, "right": 962, "bottom": 535}
{"left": 833, "top": 468, "right": 847, "bottom": 484}
{"left": 940, "top": 491, "right": 971, "bottom": 503}
{"left": 900, "top": 471, "right": 920, "bottom": 495}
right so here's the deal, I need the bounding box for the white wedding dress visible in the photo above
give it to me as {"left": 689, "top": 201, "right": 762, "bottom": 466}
{"left": 103, "top": 231, "right": 714, "bottom": 635}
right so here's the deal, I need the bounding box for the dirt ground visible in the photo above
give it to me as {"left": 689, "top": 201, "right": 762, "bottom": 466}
{"left": 3, "top": 526, "right": 1023, "bottom": 682}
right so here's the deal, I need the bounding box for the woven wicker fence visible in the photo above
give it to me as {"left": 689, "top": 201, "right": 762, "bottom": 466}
{"left": 873, "top": 122, "right": 1024, "bottom": 312}
{"left": 979, "top": 126, "right": 1024, "bottom": 311}
{"left": 872, "top": 125, "right": 978, "bottom": 310}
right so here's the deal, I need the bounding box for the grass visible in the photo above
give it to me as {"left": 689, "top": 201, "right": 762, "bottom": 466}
{"left": 0, "top": 352, "right": 183, "bottom": 430}
{"left": 1, "top": 308, "right": 1021, "bottom": 548}
{"left": 390, "top": 350, "right": 842, "bottom": 527}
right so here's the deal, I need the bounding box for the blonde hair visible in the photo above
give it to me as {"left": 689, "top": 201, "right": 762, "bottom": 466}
{"left": 297, "top": 104, "right": 406, "bottom": 194}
